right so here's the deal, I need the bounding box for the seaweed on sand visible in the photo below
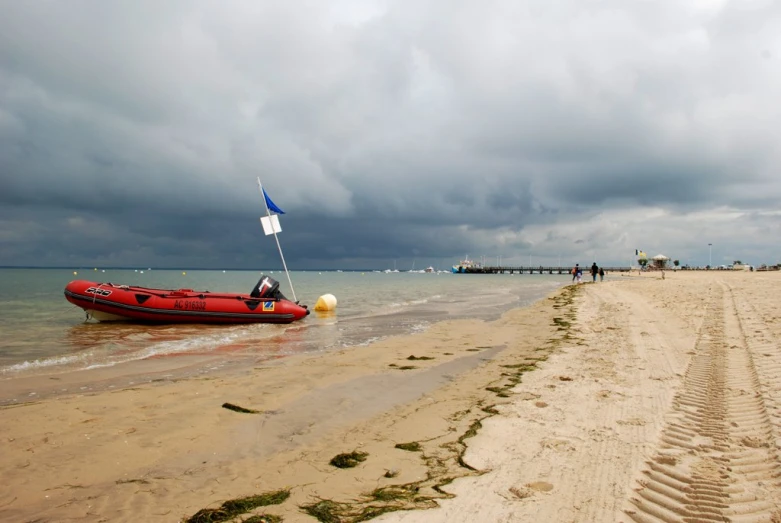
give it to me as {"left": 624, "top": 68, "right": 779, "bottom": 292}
{"left": 300, "top": 500, "right": 343, "bottom": 523}
{"left": 330, "top": 451, "right": 369, "bottom": 468}
{"left": 369, "top": 486, "right": 418, "bottom": 502}
{"left": 184, "top": 489, "right": 290, "bottom": 523}
{"left": 243, "top": 516, "right": 283, "bottom": 523}
{"left": 222, "top": 403, "right": 260, "bottom": 414}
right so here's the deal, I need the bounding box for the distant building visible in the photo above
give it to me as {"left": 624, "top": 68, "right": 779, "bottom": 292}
{"left": 651, "top": 254, "right": 669, "bottom": 269}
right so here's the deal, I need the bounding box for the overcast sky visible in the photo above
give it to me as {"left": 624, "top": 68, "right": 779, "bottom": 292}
{"left": 2, "top": 0, "right": 780, "bottom": 270}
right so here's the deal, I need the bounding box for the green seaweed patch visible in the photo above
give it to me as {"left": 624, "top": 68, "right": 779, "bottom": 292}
{"left": 300, "top": 485, "right": 430, "bottom": 522}
{"left": 184, "top": 489, "right": 290, "bottom": 523}
{"left": 330, "top": 451, "right": 369, "bottom": 469}
{"left": 482, "top": 405, "right": 499, "bottom": 415}
{"left": 485, "top": 386, "right": 505, "bottom": 394}
{"left": 116, "top": 478, "right": 149, "bottom": 485}
{"left": 454, "top": 419, "right": 485, "bottom": 471}
{"left": 406, "top": 355, "right": 434, "bottom": 361}
{"left": 243, "top": 516, "right": 282, "bottom": 523}
{"left": 465, "top": 348, "right": 480, "bottom": 352}
{"left": 300, "top": 500, "right": 343, "bottom": 523}
{"left": 394, "top": 442, "right": 422, "bottom": 452}
{"left": 300, "top": 413, "right": 491, "bottom": 521}
{"left": 449, "top": 408, "right": 471, "bottom": 421}
{"left": 459, "top": 419, "right": 482, "bottom": 443}
{"left": 500, "top": 364, "right": 537, "bottom": 372}
{"left": 355, "top": 505, "right": 404, "bottom": 521}
{"left": 222, "top": 403, "right": 260, "bottom": 414}
{"left": 370, "top": 486, "right": 418, "bottom": 502}
{"left": 432, "top": 475, "right": 457, "bottom": 495}
{"left": 443, "top": 352, "right": 453, "bottom": 355}
{"left": 396, "top": 366, "right": 417, "bottom": 370}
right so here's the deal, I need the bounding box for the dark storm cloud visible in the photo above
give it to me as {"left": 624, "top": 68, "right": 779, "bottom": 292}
{"left": 2, "top": 0, "right": 781, "bottom": 269}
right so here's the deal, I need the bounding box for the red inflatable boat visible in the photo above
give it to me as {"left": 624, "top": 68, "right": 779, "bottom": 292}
{"left": 64, "top": 275, "right": 309, "bottom": 324}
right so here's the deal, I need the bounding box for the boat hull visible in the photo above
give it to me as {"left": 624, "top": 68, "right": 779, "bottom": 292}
{"left": 64, "top": 280, "right": 309, "bottom": 324}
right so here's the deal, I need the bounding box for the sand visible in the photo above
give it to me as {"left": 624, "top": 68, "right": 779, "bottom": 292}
{"left": 2, "top": 270, "right": 781, "bottom": 522}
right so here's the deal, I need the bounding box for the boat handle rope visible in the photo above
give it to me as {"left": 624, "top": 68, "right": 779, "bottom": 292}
{"left": 91, "top": 283, "right": 104, "bottom": 305}
{"left": 84, "top": 283, "right": 107, "bottom": 323}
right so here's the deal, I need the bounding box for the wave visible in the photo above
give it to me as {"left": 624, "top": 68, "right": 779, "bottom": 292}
{"left": 0, "top": 323, "right": 293, "bottom": 375}
{"left": 1, "top": 354, "right": 83, "bottom": 374}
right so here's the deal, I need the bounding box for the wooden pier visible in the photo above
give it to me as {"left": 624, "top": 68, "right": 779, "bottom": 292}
{"left": 455, "top": 266, "right": 632, "bottom": 274}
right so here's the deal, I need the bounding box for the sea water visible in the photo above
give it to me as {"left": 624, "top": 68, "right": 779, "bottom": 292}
{"left": 0, "top": 268, "right": 567, "bottom": 401}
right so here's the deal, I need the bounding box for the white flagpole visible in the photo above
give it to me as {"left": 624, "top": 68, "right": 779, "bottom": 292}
{"left": 257, "top": 178, "right": 297, "bottom": 303}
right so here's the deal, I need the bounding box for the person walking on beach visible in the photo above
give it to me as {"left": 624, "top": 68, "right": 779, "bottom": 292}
{"left": 572, "top": 264, "right": 579, "bottom": 282}
{"left": 599, "top": 267, "right": 605, "bottom": 281}
{"left": 591, "top": 262, "right": 599, "bottom": 282}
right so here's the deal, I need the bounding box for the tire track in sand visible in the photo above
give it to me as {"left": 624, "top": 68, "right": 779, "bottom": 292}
{"left": 625, "top": 282, "right": 781, "bottom": 522}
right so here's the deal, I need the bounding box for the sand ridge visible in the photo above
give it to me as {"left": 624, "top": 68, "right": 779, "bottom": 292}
{"left": 625, "top": 280, "right": 781, "bottom": 521}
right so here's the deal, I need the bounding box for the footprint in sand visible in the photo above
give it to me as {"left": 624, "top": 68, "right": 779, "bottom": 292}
{"left": 528, "top": 481, "right": 554, "bottom": 492}
{"left": 540, "top": 438, "right": 575, "bottom": 451}
{"left": 509, "top": 481, "right": 554, "bottom": 499}
{"left": 616, "top": 417, "right": 647, "bottom": 426}
{"left": 517, "top": 392, "right": 541, "bottom": 401}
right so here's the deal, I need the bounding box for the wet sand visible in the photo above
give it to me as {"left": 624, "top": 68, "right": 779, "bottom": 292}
{"left": 3, "top": 271, "right": 781, "bottom": 522}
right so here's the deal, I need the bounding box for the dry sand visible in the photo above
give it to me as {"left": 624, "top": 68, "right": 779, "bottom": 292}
{"left": 2, "top": 271, "right": 781, "bottom": 522}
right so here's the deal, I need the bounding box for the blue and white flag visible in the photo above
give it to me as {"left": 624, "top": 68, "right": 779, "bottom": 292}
{"left": 255, "top": 177, "right": 297, "bottom": 302}
{"left": 263, "top": 188, "right": 285, "bottom": 215}
{"left": 258, "top": 182, "right": 284, "bottom": 236}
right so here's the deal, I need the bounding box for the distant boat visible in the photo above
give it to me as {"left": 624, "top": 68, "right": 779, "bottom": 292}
{"left": 424, "top": 266, "right": 435, "bottom": 273}
{"left": 452, "top": 256, "right": 480, "bottom": 274}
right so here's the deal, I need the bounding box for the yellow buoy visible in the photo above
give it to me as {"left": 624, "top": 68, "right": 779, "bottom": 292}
{"left": 314, "top": 293, "right": 337, "bottom": 311}
{"left": 73, "top": 271, "right": 78, "bottom": 275}
{"left": 182, "top": 271, "right": 186, "bottom": 275}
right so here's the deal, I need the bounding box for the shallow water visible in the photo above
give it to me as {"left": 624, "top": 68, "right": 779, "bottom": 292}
{"left": 0, "top": 268, "right": 567, "bottom": 398}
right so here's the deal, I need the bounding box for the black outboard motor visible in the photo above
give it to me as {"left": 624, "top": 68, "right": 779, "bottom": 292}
{"left": 250, "top": 274, "right": 288, "bottom": 301}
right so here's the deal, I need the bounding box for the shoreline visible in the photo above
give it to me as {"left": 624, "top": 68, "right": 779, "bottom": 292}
{"left": 0, "top": 282, "right": 577, "bottom": 522}
{"left": 0, "top": 271, "right": 565, "bottom": 388}
{"left": 4, "top": 271, "right": 781, "bottom": 522}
